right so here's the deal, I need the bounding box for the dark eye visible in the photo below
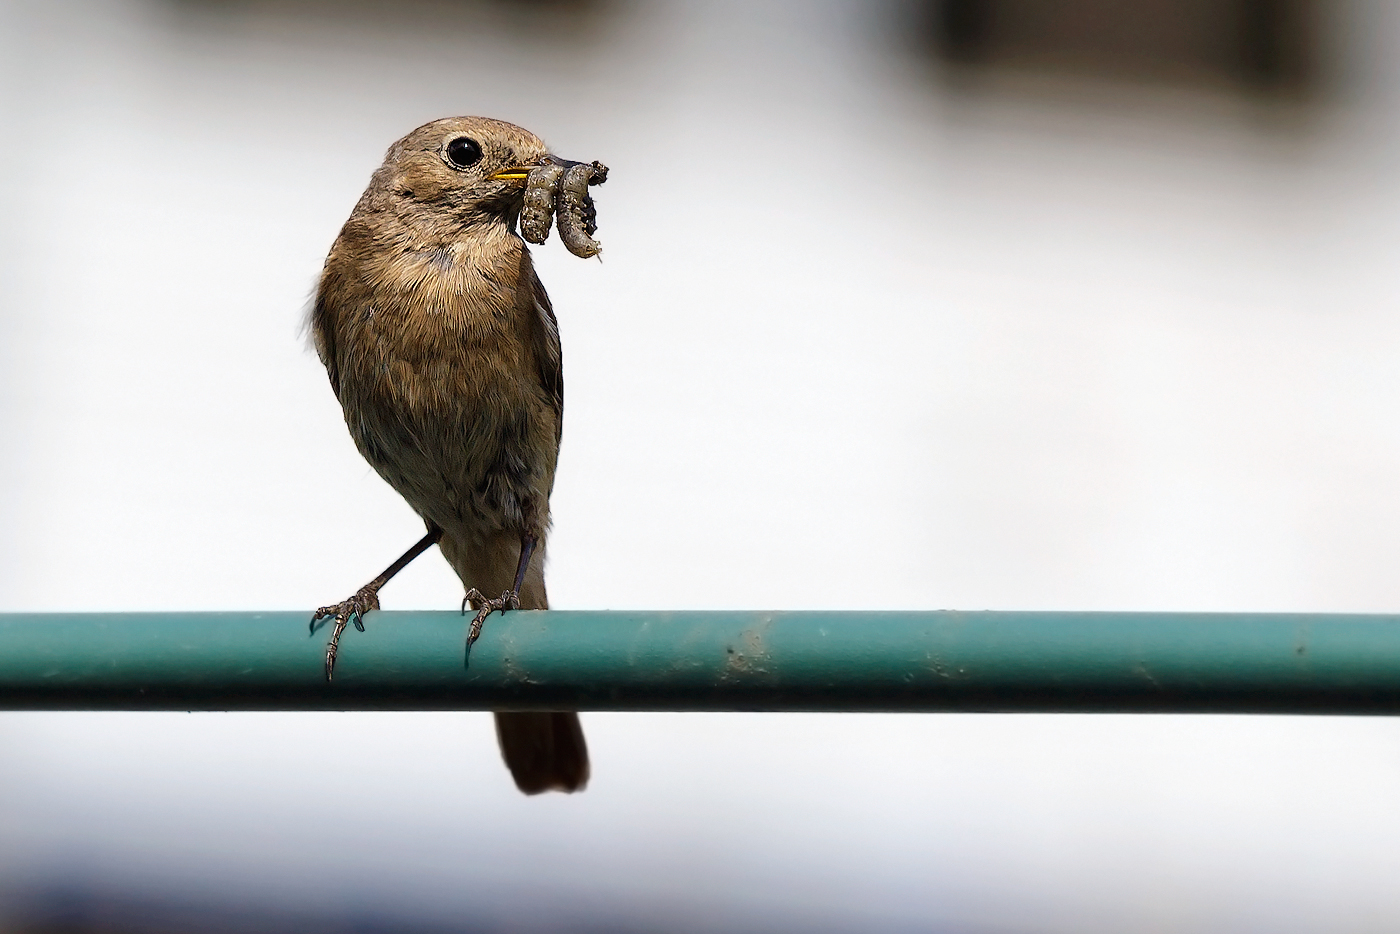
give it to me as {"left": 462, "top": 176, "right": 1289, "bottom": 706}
{"left": 445, "top": 137, "right": 483, "bottom": 169}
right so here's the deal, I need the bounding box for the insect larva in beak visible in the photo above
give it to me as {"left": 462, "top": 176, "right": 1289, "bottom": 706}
{"left": 556, "top": 161, "right": 608, "bottom": 259}
{"left": 521, "top": 163, "right": 566, "bottom": 245}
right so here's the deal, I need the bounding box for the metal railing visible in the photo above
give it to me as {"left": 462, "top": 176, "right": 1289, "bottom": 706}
{"left": 3, "top": 611, "right": 1399, "bottom": 713}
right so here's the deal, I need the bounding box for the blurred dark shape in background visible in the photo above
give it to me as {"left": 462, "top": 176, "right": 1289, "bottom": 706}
{"left": 6, "top": 882, "right": 629, "bottom": 934}
{"left": 161, "top": 0, "right": 618, "bottom": 46}
{"left": 924, "top": 0, "right": 1321, "bottom": 95}
{"left": 8, "top": 884, "right": 462, "bottom": 934}
{"left": 8, "top": 883, "right": 570, "bottom": 934}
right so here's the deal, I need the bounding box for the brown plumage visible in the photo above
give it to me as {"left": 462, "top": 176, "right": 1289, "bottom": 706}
{"left": 309, "top": 116, "right": 597, "bottom": 795}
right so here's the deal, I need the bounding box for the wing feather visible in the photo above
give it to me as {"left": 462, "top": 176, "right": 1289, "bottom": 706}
{"left": 530, "top": 272, "right": 564, "bottom": 443}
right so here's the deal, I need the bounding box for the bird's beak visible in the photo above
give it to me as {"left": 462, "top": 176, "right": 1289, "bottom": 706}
{"left": 490, "top": 165, "right": 534, "bottom": 182}
{"left": 492, "top": 155, "right": 583, "bottom": 182}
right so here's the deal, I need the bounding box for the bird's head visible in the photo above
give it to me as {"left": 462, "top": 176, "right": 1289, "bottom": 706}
{"left": 369, "top": 116, "right": 552, "bottom": 230}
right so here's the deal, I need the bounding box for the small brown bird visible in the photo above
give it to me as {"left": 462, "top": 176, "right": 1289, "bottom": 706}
{"left": 309, "top": 117, "right": 600, "bottom": 794}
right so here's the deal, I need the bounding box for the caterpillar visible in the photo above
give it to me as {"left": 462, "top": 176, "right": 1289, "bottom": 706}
{"left": 520, "top": 159, "right": 609, "bottom": 259}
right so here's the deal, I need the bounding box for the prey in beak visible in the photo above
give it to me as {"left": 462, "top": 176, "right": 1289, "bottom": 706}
{"left": 500, "top": 156, "right": 610, "bottom": 258}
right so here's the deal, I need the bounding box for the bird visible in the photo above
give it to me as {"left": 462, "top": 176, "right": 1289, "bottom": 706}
{"left": 308, "top": 116, "right": 594, "bottom": 795}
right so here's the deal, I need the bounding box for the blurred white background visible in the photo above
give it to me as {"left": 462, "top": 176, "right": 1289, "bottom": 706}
{"left": 3, "top": 0, "right": 1400, "bottom": 931}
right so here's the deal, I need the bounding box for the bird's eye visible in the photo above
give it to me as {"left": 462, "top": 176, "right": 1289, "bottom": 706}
{"left": 445, "top": 137, "right": 483, "bottom": 169}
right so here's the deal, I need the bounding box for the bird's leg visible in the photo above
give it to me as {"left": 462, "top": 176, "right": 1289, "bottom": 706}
{"left": 311, "top": 527, "right": 442, "bottom": 680}
{"left": 462, "top": 532, "right": 538, "bottom": 646}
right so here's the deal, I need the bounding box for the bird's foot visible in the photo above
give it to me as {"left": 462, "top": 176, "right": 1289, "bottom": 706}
{"left": 461, "top": 588, "right": 520, "bottom": 646}
{"left": 310, "top": 586, "right": 381, "bottom": 681}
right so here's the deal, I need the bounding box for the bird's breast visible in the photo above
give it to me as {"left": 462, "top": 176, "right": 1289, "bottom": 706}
{"left": 328, "top": 250, "right": 558, "bottom": 532}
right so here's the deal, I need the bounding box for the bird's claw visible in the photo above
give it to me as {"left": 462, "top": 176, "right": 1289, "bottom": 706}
{"left": 461, "top": 588, "right": 520, "bottom": 646}
{"left": 310, "top": 586, "right": 381, "bottom": 680}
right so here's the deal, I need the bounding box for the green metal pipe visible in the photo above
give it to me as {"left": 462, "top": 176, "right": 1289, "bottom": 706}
{"left": 2, "top": 611, "right": 1400, "bottom": 713}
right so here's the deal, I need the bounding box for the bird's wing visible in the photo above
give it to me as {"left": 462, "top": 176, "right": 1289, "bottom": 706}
{"left": 309, "top": 286, "right": 341, "bottom": 399}
{"left": 530, "top": 270, "right": 564, "bottom": 442}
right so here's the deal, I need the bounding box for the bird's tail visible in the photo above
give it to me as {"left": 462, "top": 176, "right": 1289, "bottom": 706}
{"left": 493, "top": 711, "right": 590, "bottom": 794}
{"left": 438, "top": 528, "right": 590, "bottom": 794}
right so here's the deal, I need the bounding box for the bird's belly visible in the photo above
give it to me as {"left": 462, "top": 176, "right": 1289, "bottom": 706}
{"left": 340, "top": 357, "right": 557, "bottom": 538}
